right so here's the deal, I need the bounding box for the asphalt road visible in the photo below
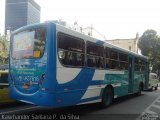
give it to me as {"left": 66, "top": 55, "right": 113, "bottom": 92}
{"left": 0, "top": 89, "right": 160, "bottom": 120}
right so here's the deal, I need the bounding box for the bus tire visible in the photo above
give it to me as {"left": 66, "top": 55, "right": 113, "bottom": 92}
{"left": 101, "top": 87, "right": 113, "bottom": 108}
{"left": 155, "top": 85, "right": 158, "bottom": 90}
{"left": 151, "top": 86, "right": 153, "bottom": 91}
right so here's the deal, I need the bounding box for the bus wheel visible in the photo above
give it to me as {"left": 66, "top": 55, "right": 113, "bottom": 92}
{"left": 101, "top": 87, "right": 113, "bottom": 108}
{"left": 155, "top": 85, "right": 158, "bottom": 90}
{"left": 151, "top": 86, "right": 153, "bottom": 91}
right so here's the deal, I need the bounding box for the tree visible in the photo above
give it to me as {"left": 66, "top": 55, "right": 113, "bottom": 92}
{"left": 0, "top": 34, "right": 9, "bottom": 65}
{"left": 138, "top": 29, "right": 160, "bottom": 73}
{"left": 138, "top": 29, "right": 157, "bottom": 56}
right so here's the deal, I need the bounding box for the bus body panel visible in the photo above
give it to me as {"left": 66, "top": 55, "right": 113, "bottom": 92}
{"left": 9, "top": 22, "right": 149, "bottom": 107}
{"left": 10, "top": 59, "right": 47, "bottom": 94}
{"left": 9, "top": 23, "right": 57, "bottom": 106}
{"left": 55, "top": 67, "right": 102, "bottom": 106}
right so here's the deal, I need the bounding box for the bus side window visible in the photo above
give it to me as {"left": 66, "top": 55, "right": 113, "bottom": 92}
{"left": 110, "top": 50, "right": 118, "bottom": 60}
{"left": 87, "top": 56, "right": 95, "bottom": 67}
{"left": 135, "top": 58, "right": 146, "bottom": 72}
{"left": 106, "top": 58, "right": 110, "bottom": 69}
{"left": 108, "top": 49, "right": 118, "bottom": 69}
{"left": 119, "top": 52, "right": 128, "bottom": 70}
{"left": 105, "top": 47, "right": 110, "bottom": 69}
{"left": 98, "top": 58, "right": 104, "bottom": 68}
{"left": 87, "top": 42, "right": 104, "bottom": 69}
{"left": 57, "top": 32, "right": 85, "bottom": 67}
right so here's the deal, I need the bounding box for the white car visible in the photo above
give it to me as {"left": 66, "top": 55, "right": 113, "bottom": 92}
{"left": 149, "top": 73, "right": 159, "bottom": 90}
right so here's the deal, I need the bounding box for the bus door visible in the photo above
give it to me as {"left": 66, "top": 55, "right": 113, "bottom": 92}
{"left": 145, "top": 62, "right": 149, "bottom": 89}
{"left": 128, "top": 57, "right": 133, "bottom": 93}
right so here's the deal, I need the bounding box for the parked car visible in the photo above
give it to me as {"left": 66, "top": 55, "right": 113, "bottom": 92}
{"left": 149, "top": 73, "right": 159, "bottom": 90}
{"left": 0, "top": 70, "right": 14, "bottom": 103}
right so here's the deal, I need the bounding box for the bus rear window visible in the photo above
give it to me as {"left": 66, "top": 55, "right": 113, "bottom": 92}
{"left": 12, "top": 28, "right": 46, "bottom": 59}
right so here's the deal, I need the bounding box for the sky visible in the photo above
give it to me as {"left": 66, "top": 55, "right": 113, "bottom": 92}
{"left": 1, "top": 0, "right": 160, "bottom": 39}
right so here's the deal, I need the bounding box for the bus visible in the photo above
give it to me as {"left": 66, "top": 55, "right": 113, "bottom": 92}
{"left": 9, "top": 22, "right": 149, "bottom": 108}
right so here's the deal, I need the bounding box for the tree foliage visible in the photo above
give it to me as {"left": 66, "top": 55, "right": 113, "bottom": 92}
{"left": 138, "top": 29, "right": 160, "bottom": 73}
{"left": 0, "top": 34, "right": 9, "bottom": 65}
{"left": 138, "top": 30, "right": 157, "bottom": 56}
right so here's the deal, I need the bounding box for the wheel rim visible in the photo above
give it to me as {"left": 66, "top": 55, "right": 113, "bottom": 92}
{"left": 104, "top": 91, "right": 112, "bottom": 105}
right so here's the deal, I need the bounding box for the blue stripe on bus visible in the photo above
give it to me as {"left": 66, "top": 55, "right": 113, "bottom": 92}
{"left": 54, "top": 67, "right": 105, "bottom": 106}
{"left": 56, "top": 68, "right": 95, "bottom": 90}
{"left": 79, "top": 96, "right": 101, "bottom": 103}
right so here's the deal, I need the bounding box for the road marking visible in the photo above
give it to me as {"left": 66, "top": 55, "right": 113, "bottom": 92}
{"left": 0, "top": 106, "right": 41, "bottom": 114}
{"left": 152, "top": 104, "right": 160, "bottom": 109}
{"left": 145, "top": 109, "right": 156, "bottom": 114}
{"left": 136, "top": 96, "right": 160, "bottom": 120}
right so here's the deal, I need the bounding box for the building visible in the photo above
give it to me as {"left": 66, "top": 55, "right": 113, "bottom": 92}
{"left": 106, "top": 33, "right": 140, "bottom": 54}
{"left": 5, "top": 0, "right": 40, "bottom": 34}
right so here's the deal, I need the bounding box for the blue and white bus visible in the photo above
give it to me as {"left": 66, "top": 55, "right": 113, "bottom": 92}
{"left": 9, "top": 22, "right": 149, "bottom": 108}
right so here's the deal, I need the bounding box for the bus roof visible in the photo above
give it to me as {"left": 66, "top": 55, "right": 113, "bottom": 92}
{"left": 12, "top": 22, "right": 47, "bottom": 34}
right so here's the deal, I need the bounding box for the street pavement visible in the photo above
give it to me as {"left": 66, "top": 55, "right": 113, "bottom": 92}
{"left": 0, "top": 88, "right": 160, "bottom": 120}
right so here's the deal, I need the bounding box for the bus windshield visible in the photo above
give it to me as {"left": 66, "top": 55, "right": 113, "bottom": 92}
{"left": 12, "top": 27, "right": 46, "bottom": 59}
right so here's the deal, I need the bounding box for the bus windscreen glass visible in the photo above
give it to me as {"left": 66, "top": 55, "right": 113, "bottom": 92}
{"left": 12, "top": 28, "right": 46, "bottom": 59}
